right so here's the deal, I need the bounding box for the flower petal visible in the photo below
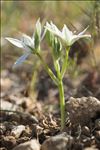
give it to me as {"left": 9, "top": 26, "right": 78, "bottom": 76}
{"left": 71, "top": 34, "right": 91, "bottom": 45}
{"left": 50, "top": 21, "right": 61, "bottom": 34}
{"left": 35, "top": 18, "right": 42, "bottom": 36}
{"left": 62, "top": 24, "right": 73, "bottom": 40}
{"left": 13, "top": 53, "right": 30, "bottom": 67}
{"left": 5, "top": 37, "right": 23, "bottom": 48}
{"left": 45, "top": 22, "right": 54, "bottom": 33}
{"left": 78, "top": 26, "right": 89, "bottom": 36}
{"left": 21, "top": 34, "right": 34, "bottom": 48}
{"left": 45, "top": 22, "right": 61, "bottom": 37}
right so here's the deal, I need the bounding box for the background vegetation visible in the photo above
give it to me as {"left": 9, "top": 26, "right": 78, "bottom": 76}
{"left": 1, "top": 1, "right": 100, "bottom": 96}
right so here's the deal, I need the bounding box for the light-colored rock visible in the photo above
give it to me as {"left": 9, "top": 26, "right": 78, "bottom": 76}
{"left": 41, "top": 132, "right": 73, "bottom": 150}
{"left": 11, "top": 125, "right": 25, "bottom": 138}
{"left": 12, "top": 139, "right": 40, "bottom": 150}
{"left": 66, "top": 97, "right": 100, "bottom": 125}
{"left": 1, "top": 100, "right": 20, "bottom": 111}
{"left": 83, "top": 146, "right": 99, "bottom": 150}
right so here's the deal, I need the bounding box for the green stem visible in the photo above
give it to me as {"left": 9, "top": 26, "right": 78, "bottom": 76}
{"left": 58, "top": 79, "right": 65, "bottom": 130}
{"left": 61, "top": 47, "right": 70, "bottom": 78}
{"left": 36, "top": 52, "right": 58, "bottom": 85}
{"left": 37, "top": 52, "right": 66, "bottom": 130}
{"left": 54, "top": 59, "right": 65, "bottom": 130}
{"left": 54, "top": 59, "right": 61, "bottom": 78}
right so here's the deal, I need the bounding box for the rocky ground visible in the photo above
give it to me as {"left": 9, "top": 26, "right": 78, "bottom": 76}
{"left": 0, "top": 69, "right": 100, "bottom": 150}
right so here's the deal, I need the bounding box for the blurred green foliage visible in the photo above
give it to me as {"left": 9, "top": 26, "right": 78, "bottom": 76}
{"left": 1, "top": 0, "right": 99, "bottom": 70}
{"left": 1, "top": 1, "right": 96, "bottom": 36}
{"left": 1, "top": 0, "right": 100, "bottom": 98}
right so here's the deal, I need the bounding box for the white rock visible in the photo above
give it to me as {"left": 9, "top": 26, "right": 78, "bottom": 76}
{"left": 11, "top": 125, "right": 25, "bottom": 138}
{"left": 83, "top": 146, "right": 98, "bottom": 150}
{"left": 12, "top": 139, "right": 40, "bottom": 150}
{"left": 1, "top": 100, "right": 19, "bottom": 111}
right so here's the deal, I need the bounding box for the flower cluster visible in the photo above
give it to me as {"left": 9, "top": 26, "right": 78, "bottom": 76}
{"left": 6, "top": 19, "right": 91, "bottom": 130}
{"left": 6, "top": 19, "right": 91, "bottom": 67}
{"left": 45, "top": 22, "right": 91, "bottom": 46}
{"left": 6, "top": 19, "right": 43, "bottom": 66}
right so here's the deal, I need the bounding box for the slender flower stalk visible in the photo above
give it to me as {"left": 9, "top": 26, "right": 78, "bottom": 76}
{"left": 54, "top": 58, "right": 66, "bottom": 130}
{"left": 36, "top": 52, "right": 58, "bottom": 85}
{"left": 58, "top": 79, "right": 65, "bottom": 130}
{"left": 61, "top": 46, "right": 70, "bottom": 78}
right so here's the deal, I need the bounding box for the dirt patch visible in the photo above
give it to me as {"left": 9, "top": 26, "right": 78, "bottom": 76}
{"left": 0, "top": 70, "right": 100, "bottom": 150}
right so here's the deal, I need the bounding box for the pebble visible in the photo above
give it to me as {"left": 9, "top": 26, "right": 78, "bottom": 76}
{"left": 41, "top": 132, "right": 73, "bottom": 150}
{"left": 8, "top": 114, "right": 21, "bottom": 123}
{"left": 17, "top": 137, "right": 30, "bottom": 144}
{"left": 95, "top": 119, "right": 100, "bottom": 130}
{"left": 2, "top": 136, "right": 16, "bottom": 149}
{"left": 12, "top": 139, "right": 40, "bottom": 150}
{"left": 66, "top": 97, "right": 100, "bottom": 125}
{"left": 0, "top": 148, "right": 7, "bottom": 150}
{"left": 0, "top": 124, "right": 6, "bottom": 135}
{"left": 21, "top": 113, "right": 39, "bottom": 124}
{"left": 82, "top": 126, "right": 90, "bottom": 137}
{"left": 95, "top": 131, "right": 100, "bottom": 140}
{"left": 83, "top": 146, "right": 98, "bottom": 150}
{"left": 1, "top": 100, "right": 20, "bottom": 111}
{"left": 11, "top": 125, "right": 25, "bottom": 138}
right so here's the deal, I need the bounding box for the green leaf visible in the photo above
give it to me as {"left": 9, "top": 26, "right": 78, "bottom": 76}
{"left": 46, "top": 30, "right": 55, "bottom": 46}
{"left": 35, "top": 18, "right": 42, "bottom": 37}
{"left": 53, "top": 38, "right": 62, "bottom": 60}
{"left": 33, "top": 19, "right": 42, "bottom": 50}
{"left": 34, "top": 32, "right": 40, "bottom": 50}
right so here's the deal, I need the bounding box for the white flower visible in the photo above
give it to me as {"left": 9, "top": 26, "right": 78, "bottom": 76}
{"left": 5, "top": 34, "right": 35, "bottom": 67}
{"left": 6, "top": 34, "right": 35, "bottom": 52}
{"left": 45, "top": 21, "right": 91, "bottom": 46}
{"left": 5, "top": 19, "right": 44, "bottom": 67}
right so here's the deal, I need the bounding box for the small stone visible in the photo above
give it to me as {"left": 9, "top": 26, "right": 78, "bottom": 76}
{"left": 11, "top": 125, "right": 25, "bottom": 138}
{"left": 28, "top": 115, "right": 39, "bottom": 124}
{"left": 17, "top": 137, "right": 30, "bottom": 145}
{"left": 66, "top": 97, "right": 100, "bottom": 125}
{"left": 0, "top": 124, "right": 6, "bottom": 135}
{"left": 83, "top": 146, "right": 98, "bottom": 150}
{"left": 82, "top": 126, "right": 90, "bottom": 137}
{"left": 20, "top": 125, "right": 31, "bottom": 137}
{"left": 82, "top": 136, "right": 91, "bottom": 147}
{"left": 2, "top": 136, "right": 16, "bottom": 149}
{"left": 12, "top": 139, "right": 40, "bottom": 150}
{"left": 73, "top": 142, "right": 84, "bottom": 150}
{"left": 0, "top": 148, "right": 7, "bottom": 150}
{"left": 1, "top": 100, "right": 20, "bottom": 111}
{"left": 95, "top": 119, "right": 100, "bottom": 130}
{"left": 8, "top": 114, "right": 21, "bottom": 123}
{"left": 21, "top": 114, "right": 38, "bottom": 125}
{"left": 41, "top": 132, "right": 73, "bottom": 150}
{"left": 95, "top": 131, "right": 100, "bottom": 140}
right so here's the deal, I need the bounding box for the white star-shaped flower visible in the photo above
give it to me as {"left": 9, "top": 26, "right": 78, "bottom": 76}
{"left": 5, "top": 19, "right": 44, "bottom": 67}
{"left": 45, "top": 21, "right": 91, "bottom": 46}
